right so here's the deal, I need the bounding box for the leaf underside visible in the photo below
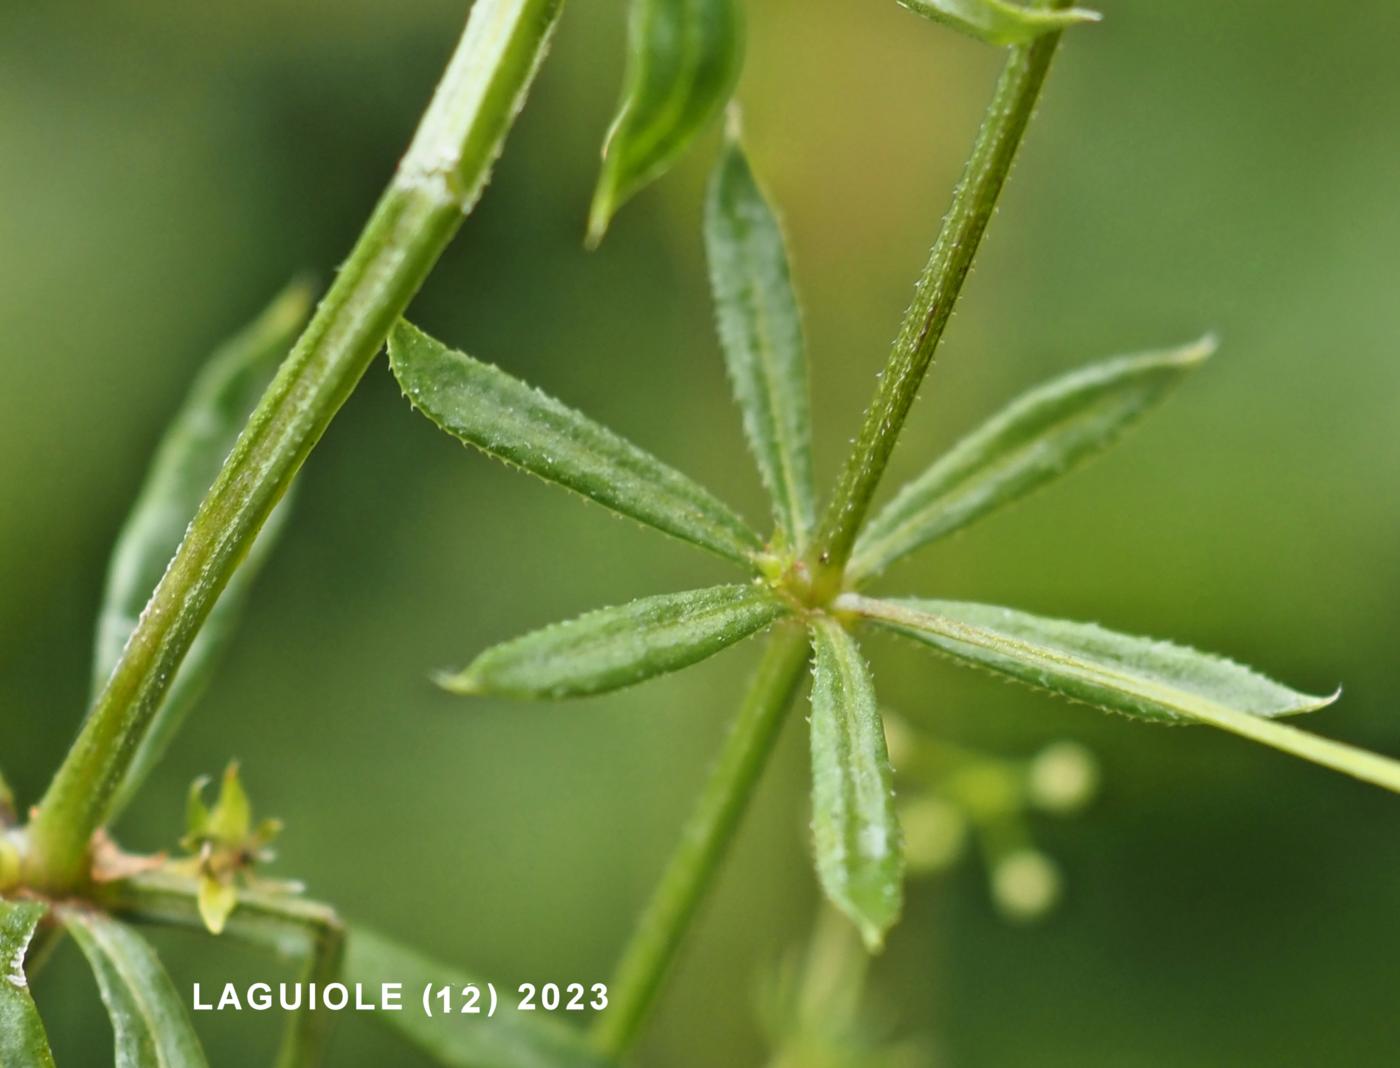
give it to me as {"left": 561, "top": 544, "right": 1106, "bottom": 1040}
{"left": 346, "top": 926, "right": 612, "bottom": 1068}
{"left": 899, "top": 0, "right": 1100, "bottom": 46}
{"left": 61, "top": 907, "right": 209, "bottom": 1068}
{"left": 808, "top": 618, "right": 903, "bottom": 950}
{"left": 0, "top": 899, "right": 56, "bottom": 1068}
{"left": 851, "top": 338, "right": 1212, "bottom": 581}
{"left": 587, "top": 0, "right": 745, "bottom": 244}
{"left": 389, "top": 321, "right": 761, "bottom": 565}
{"left": 95, "top": 281, "right": 311, "bottom": 815}
{"left": 848, "top": 596, "right": 1335, "bottom": 726}
{"left": 445, "top": 583, "right": 785, "bottom": 699}
{"left": 705, "top": 135, "right": 816, "bottom": 547}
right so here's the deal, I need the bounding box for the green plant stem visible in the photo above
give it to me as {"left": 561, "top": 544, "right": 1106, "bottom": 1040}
{"left": 809, "top": 6, "right": 1071, "bottom": 594}
{"left": 25, "top": 0, "right": 565, "bottom": 892}
{"left": 592, "top": 623, "right": 812, "bottom": 1057}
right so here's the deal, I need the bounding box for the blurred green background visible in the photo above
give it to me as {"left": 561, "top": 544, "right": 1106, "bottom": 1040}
{"left": 4, "top": 0, "right": 1400, "bottom": 1064}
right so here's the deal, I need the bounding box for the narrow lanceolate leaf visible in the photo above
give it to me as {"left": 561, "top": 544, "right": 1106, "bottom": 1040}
{"left": 61, "top": 908, "right": 209, "bottom": 1067}
{"left": 586, "top": 0, "right": 744, "bottom": 245}
{"left": 705, "top": 134, "right": 816, "bottom": 547}
{"left": 96, "top": 281, "right": 312, "bottom": 816}
{"left": 0, "top": 899, "right": 56, "bottom": 1068}
{"left": 808, "top": 618, "right": 902, "bottom": 950}
{"left": 899, "top": 0, "right": 1100, "bottom": 46}
{"left": 443, "top": 584, "right": 784, "bottom": 699}
{"left": 346, "top": 927, "right": 612, "bottom": 1068}
{"left": 850, "top": 338, "right": 1213, "bottom": 582}
{"left": 389, "top": 320, "right": 762, "bottom": 564}
{"left": 842, "top": 595, "right": 1400, "bottom": 794}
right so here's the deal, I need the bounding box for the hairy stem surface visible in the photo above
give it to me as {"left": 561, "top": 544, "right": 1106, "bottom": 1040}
{"left": 27, "top": 0, "right": 565, "bottom": 890}
{"left": 810, "top": 5, "right": 1070, "bottom": 592}
{"left": 592, "top": 624, "right": 811, "bottom": 1057}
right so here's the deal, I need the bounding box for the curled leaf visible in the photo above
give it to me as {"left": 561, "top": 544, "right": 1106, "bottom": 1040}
{"left": 900, "top": 0, "right": 1100, "bottom": 46}
{"left": 705, "top": 132, "right": 816, "bottom": 547}
{"left": 390, "top": 320, "right": 762, "bottom": 565}
{"left": 61, "top": 907, "right": 209, "bottom": 1067}
{"left": 587, "top": 0, "right": 745, "bottom": 245}
{"left": 851, "top": 337, "right": 1213, "bottom": 581}
{"left": 97, "top": 281, "right": 312, "bottom": 817}
{"left": 808, "top": 618, "right": 902, "bottom": 950}
{"left": 442, "top": 584, "right": 785, "bottom": 699}
{"left": 0, "top": 899, "right": 56, "bottom": 1068}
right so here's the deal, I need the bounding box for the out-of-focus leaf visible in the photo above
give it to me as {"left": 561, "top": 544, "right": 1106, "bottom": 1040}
{"left": 96, "top": 282, "right": 312, "bottom": 817}
{"left": 705, "top": 133, "right": 815, "bottom": 547}
{"left": 843, "top": 595, "right": 1335, "bottom": 726}
{"left": 899, "top": 0, "right": 1100, "bottom": 46}
{"left": 442, "top": 584, "right": 784, "bottom": 698}
{"left": 587, "top": 0, "right": 744, "bottom": 245}
{"left": 346, "top": 926, "right": 612, "bottom": 1068}
{"left": 851, "top": 338, "right": 1213, "bottom": 581}
{"left": 61, "top": 907, "right": 208, "bottom": 1067}
{"left": 98, "top": 871, "right": 344, "bottom": 1068}
{"left": 808, "top": 619, "right": 902, "bottom": 950}
{"left": 0, "top": 899, "right": 56, "bottom": 1068}
{"left": 389, "top": 320, "right": 762, "bottom": 564}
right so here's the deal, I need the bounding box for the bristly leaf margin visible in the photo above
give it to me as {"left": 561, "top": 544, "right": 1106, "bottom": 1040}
{"left": 850, "top": 337, "right": 1214, "bottom": 581}
{"left": 808, "top": 617, "right": 903, "bottom": 950}
{"left": 705, "top": 125, "right": 817, "bottom": 549}
{"left": 389, "top": 319, "right": 763, "bottom": 566}
{"left": 442, "top": 583, "right": 786, "bottom": 699}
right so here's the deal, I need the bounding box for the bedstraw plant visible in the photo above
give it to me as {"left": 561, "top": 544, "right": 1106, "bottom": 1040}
{"left": 4, "top": 0, "right": 1399, "bottom": 1064}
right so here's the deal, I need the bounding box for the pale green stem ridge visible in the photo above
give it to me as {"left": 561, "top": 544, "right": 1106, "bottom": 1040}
{"left": 591, "top": 624, "right": 812, "bottom": 1057}
{"left": 810, "top": 4, "right": 1070, "bottom": 590}
{"left": 26, "top": 0, "right": 566, "bottom": 891}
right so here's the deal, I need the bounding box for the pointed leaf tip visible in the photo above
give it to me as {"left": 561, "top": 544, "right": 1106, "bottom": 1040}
{"left": 432, "top": 667, "right": 482, "bottom": 695}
